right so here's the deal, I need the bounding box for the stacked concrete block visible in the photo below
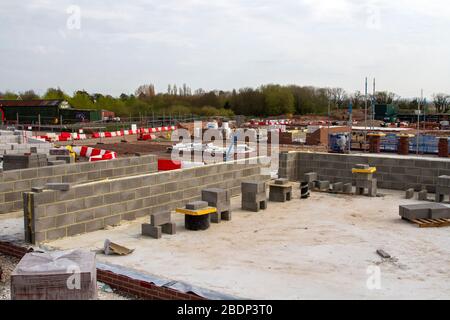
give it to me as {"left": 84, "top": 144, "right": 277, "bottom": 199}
{"left": 269, "top": 179, "right": 293, "bottom": 202}
{"left": 241, "top": 181, "right": 267, "bottom": 212}
{"left": 202, "top": 188, "right": 231, "bottom": 223}
{"left": 2, "top": 153, "right": 48, "bottom": 171}
{"left": 405, "top": 188, "right": 415, "bottom": 199}
{"left": 352, "top": 165, "right": 377, "bottom": 197}
{"left": 11, "top": 250, "right": 97, "bottom": 300}
{"left": 24, "top": 156, "right": 269, "bottom": 243}
{"left": 142, "top": 211, "right": 176, "bottom": 239}
{"left": 278, "top": 152, "right": 299, "bottom": 181}
{"left": 436, "top": 176, "right": 450, "bottom": 203}
{"left": 399, "top": 203, "right": 450, "bottom": 220}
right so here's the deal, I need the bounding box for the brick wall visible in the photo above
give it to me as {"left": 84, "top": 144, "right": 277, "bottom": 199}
{"left": 0, "top": 155, "right": 158, "bottom": 214}
{"left": 279, "top": 151, "right": 450, "bottom": 192}
{"left": 25, "top": 157, "right": 270, "bottom": 244}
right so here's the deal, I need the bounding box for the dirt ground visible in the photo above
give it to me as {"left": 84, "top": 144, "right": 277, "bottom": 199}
{"left": 40, "top": 187, "right": 450, "bottom": 300}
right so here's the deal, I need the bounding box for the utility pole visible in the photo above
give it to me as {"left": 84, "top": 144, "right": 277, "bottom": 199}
{"left": 364, "top": 77, "right": 368, "bottom": 152}
{"left": 372, "top": 78, "right": 376, "bottom": 130}
{"left": 327, "top": 97, "right": 331, "bottom": 153}
{"left": 417, "top": 89, "right": 423, "bottom": 156}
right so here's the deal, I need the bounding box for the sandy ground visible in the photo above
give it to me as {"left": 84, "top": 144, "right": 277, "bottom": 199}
{"left": 31, "top": 187, "right": 450, "bottom": 300}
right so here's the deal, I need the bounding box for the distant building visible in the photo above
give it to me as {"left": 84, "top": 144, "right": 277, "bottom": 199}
{"left": 0, "top": 99, "right": 102, "bottom": 124}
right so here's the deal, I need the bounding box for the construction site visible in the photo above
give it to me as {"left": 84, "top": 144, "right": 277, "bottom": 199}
{"left": 0, "top": 109, "right": 449, "bottom": 301}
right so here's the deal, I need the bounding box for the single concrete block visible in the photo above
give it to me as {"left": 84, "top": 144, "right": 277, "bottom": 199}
{"left": 242, "top": 192, "right": 266, "bottom": 203}
{"left": 354, "top": 164, "right": 370, "bottom": 170}
{"left": 274, "top": 179, "right": 289, "bottom": 185}
{"left": 343, "top": 183, "right": 353, "bottom": 194}
{"left": 332, "top": 182, "right": 344, "bottom": 193}
{"left": 31, "top": 187, "right": 44, "bottom": 193}
{"left": 150, "top": 211, "right": 171, "bottom": 227}
{"left": 241, "top": 181, "right": 266, "bottom": 194}
{"left": 418, "top": 189, "right": 428, "bottom": 201}
{"left": 201, "top": 188, "right": 229, "bottom": 204}
{"left": 438, "top": 175, "right": 450, "bottom": 187}
{"left": 221, "top": 210, "right": 232, "bottom": 221}
{"left": 45, "top": 183, "right": 71, "bottom": 192}
{"left": 430, "top": 207, "right": 450, "bottom": 219}
{"left": 318, "top": 181, "right": 330, "bottom": 191}
{"left": 161, "top": 222, "right": 176, "bottom": 235}
{"left": 405, "top": 188, "right": 415, "bottom": 199}
{"left": 142, "top": 224, "right": 162, "bottom": 239}
{"left": 186, "top": 201, "right": 208, "bottom": 210}
{"left": 303, "top": 172, "right": 318, "bottom": 183}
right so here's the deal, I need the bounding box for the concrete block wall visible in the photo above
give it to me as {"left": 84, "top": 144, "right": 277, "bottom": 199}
{"left": 25, "top": 157, "right": 270, "bottom": 244}
{"left": 0, "top": 155, "right": 158, "bottom": 214}
{"left": 279, "top": 151, "right": 450, "bottom": 193}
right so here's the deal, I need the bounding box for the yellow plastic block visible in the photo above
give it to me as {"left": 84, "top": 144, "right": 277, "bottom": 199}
{"left": 352, "top": 167, "right": 377, "bottom": 174}
{"left": 175, "top": 207, "right": 217, "bottom": 216}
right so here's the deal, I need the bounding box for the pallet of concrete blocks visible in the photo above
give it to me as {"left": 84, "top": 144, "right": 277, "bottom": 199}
{"left": 352, "top": 164, "right": 377, "bottom": 197}
{"left": 268, "top": 179, "right": 293, "bottom": 202}
{"left": 10, "top": 249, "right": 97, "bottom": 300}
{"left": 399, "top": 203, "right": 450, "bottom": 227}
{"left": 142, "top": 211, "right": 176, "bottom": 239}
{"left": 435, "top": 176, "right": 450, "bottom": 203}
{"left": 202, "top": 188, "right": 231, "bottom": 223}
{"left": 176, "top": 201, "right": 217, "bottom": 231}
{"left": 241, "top": 181, "right": 267, "bottom": 212}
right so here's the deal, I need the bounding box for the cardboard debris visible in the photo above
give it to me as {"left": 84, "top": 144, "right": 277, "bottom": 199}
{"left": 103, "top": 239, "right": 134, "bottom": 256}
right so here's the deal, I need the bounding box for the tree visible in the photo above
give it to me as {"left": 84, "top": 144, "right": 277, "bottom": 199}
{"left": 433, "top": 93, "right": 450, "bottom": 113}
{"left": 43, "top": 87, "right": 68, "bottom": 100}
{"left": 374, "top": 91, "right": 399, "bottom": 104}
{"left": 0, "top": 91, "right": 19, "bottom": 100}
{"left": 19, "top": 90, "right": 40, "bottom": 100}
{"left": 261, "top": 85, "right": 295, "bottom": 116}
{"left": 69, "top": 91, "right": 95, "bottom": 109}
{"left": 135, "top": 84, "right": 155, "bottom": 98}
{"left": 329, "top": 88, "right": 347, "bottom": 110}
{"left": 350, "top": 91, "right": 363, "bottom": 109}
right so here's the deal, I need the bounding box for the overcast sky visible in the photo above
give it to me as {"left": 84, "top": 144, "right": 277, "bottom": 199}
{"left": 0, "top": 0, "right": 449, "bottom": 98}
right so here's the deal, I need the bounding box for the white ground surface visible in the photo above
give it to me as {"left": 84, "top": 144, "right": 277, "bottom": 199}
{"left": 2, "top": 187, "right": 450, "bottom": 300}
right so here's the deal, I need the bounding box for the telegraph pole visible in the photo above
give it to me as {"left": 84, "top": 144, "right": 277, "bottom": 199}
{"left": 364, "top": 77, "right": 368, "bottom": 151}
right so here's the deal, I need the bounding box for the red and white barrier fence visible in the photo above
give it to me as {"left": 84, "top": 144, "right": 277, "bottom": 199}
{"left": 33, "top": 126, "right": 176, "bottom": 142}
{"left": 71, "top": 146, "right": 118, "bottom": 162}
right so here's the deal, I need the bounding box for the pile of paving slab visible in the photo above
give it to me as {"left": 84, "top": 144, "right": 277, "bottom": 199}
{"left": 400, "top": 175, "right": 450, "bottom": 221}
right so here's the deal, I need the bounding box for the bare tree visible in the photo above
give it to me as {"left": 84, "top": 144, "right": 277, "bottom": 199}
{"left": 135, "top": 84, "right": 155, "bottom": 98}
{"left": 374, "top": 91, "right": 399, "bottom": 104}
{"left": 433, "top": 93, "right": 450, "bottom": 113}
{"left": 329, "top": 87, "right": 347, "bottom": 110}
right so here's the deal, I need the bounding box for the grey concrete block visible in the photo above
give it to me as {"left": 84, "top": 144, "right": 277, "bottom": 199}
{"left": 142, "top": 224, "right": 161, "bottom": 239}
{"left": 418, "top": 189, "right": 428, "bottom": 201}
{"left": 201, "top": 188, "right": 229, "bottom": 204}
{"left": 405, "top": 188, "right": 415, "bottom": 199}
{"left": 354, "top": 164, "right": 370, "bottom": 170}
{"left": 221, "top": 210, "right": 232, "bottom": 221}
{"left": 150, "top": 211, "right": 171, "bottom": 227}
{"left": 430, "top": 207, "right": 450, "bottom": 219}
{"left": 161, "top": 222, "right": 176, "bottom": 235}
{"left": 438, "top": 175, "right": 450, "bottom": 187}
{"left": 343, "top": 183, "right": 353, "bottom": 194}
{"left": 45, "top": 183, "right": 71, "bottom": 191}
{"left": 399, "top": 203, "right": 448, "bottom": 220}
{"left": 274, "top": 178, "right": 289, "bottom": 185}
{"left": 241, "top": 181, "right": 266, "bottom": 194}
{"left": 318, "top": 181, "right": 330, "bottom": 191}
{"left": 242, "top": 191, "right": 266, "bottom": 203}
{"left": 332, "top": 182, "right": 344, "bottom": 192}
{"left": 186, "top": 201, "right": 208, "bottom": 210}
{"left": 303, "top": 172, "right": 318, "bottom": 183}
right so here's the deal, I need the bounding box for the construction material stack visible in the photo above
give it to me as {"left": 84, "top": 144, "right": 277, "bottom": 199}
{"left": 352, "top": 164, "right": 377, "bottom": 197}
{"left": 241, "top": 181, "right": 267, "bottom": 212}
{"left": 201, "top": 188, "right": 232, "bottom": 223}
